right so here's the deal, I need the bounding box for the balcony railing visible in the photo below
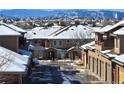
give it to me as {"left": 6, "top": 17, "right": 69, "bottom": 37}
{"left": 95, "top": 41, "right": 104, "bottom": 45}
{"left": 95, "top": 40, "right": 114, "bottom": 50}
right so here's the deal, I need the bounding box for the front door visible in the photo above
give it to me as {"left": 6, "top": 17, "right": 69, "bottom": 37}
{"left": 50, "top": 51, "right": 55, "bottom": 60}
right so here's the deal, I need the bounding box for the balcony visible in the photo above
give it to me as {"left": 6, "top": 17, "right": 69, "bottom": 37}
{"left": 95, "top": 41, "right": 114, "bottom": 51}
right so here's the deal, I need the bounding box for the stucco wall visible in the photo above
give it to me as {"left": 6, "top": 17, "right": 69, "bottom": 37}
{"left": 87, "top": 50, "right": 112, "bottom": 83}
{"left": 0, "top": 36, "right": 19, "bottom": 52}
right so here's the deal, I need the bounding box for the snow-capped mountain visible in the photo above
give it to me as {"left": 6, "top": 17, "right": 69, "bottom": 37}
{"left": 0, "top": 9, "right": 124, "bottom": 19}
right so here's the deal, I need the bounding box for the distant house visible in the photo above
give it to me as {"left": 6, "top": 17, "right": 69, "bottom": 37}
{"left": 0, "top": 46, "right": 29, "bottom": 84}
{"left": 0, "top": 23, "right": 27, "bottom": 52}
{"left": 26, "top": 25, "right": 94, "bottom": 59}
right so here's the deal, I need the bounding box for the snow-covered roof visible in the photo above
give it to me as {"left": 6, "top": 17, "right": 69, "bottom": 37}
{"left": 95, "top": 20, "right": 124, "bottom": 33}
{"left": 109, "top": 20, "right": 124, "bottom": 30}
{"left": 67, "top": 46, "right": 75, "bottom": 51}
{"left": 101, "top": 50, "right": 111, "bottom": 54}
{"left": 113, "top": 27, "right": 124, "bottom": 35}
{"left": 32, "top": 27, "right": 45, "bottom": 31}
{"left": 101, "top": 50, "right": 117, "bottom": 58}
{"left": 91, "top": 27, "right": 102, "bottom": 32}
{"left": 0, "top": 23, "right": 26, "bottom": 34}
{"left": 28, "top": 45, "right": 48, "bottom": 51}
{"left": 0, "top": 46, "right": 29, "bottom": 73}
{"left": 0, "top": 24, "right": 21, "bottom": 36}
{"left": 86, "top": 45, "right": 95, "bottom": 50}
{"left": 25, "top": 25, "right": 62, "bottom": 39}
{"left": 26, "top": 25, "right": 95, "bottom": 40}
{"left": 7, "top": 24, "right": 26, "bottom": 33}
{"left": 67, "top": 46, "right": 82, "bottom": 52}
{"left": 105, "top": 53, "right": 117, "bottom": 58}
{"left": 50, "top": 25, "right": 95, "bottom": 39}
{"left": 81, "top": 41, "right": 95, "bottom": 50}
{"left": 113, "top": 54, "right": 124, "bottom": 64}
{"left": 95, "top": 25, "right": 112, "bottom": 33}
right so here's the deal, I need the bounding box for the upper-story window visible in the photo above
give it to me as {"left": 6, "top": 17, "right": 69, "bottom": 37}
{"left": 54, "top": 41, "right": 56, "bottom": 45}
{"left": 103, "top": 35, "right": 107, "bottom": 40}
{"left": 34, "top": 40, "right": 37, "bottom": 44}
{"left": 59, "top": 40, "right": 62, "bottom": 45}
{"left": 115, "top": 37, "right": 119, "bottom": 48}
{"left": 67, "top": 40, "right": 70, "bottom": 43}
{"left": 38, "top": 40, "right": 41, "bottom": 43}
{"left": 95, "top": 35, "right": 98, "bottom": 41}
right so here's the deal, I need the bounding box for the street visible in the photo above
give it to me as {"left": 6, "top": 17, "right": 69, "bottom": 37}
{"left": 23, "top": 59, "right": 105, "bottom": 84}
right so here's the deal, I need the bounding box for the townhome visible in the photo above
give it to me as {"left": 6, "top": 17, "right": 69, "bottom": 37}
{"left": 26, "top": 25, "right": 94, "bottom": 60}
{"left": 0, "top": 23, "right": 21, "bottom": 52}
{"left": 0, "top": 23, "right": 27, "bottom": 49}
{"left": 0, "top": 46, "right": 29, "bottom": 84}
{"left": 81, "top": 20, "right": 124, "bottom": 84}
{"left": 103, "top": 27, "right": 124, "bottom": 84}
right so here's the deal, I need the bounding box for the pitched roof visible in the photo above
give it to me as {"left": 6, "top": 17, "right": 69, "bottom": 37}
{"left": 96, "top": 20, "right": 124, "bottom": 33}
{"left": 112, "top": 54, "right": 124, "bottom": 65}
{"left": 50, "top": 25, "right": 94, "bottom": 39}
{"left": 81, "top": 41, "right": 95, "bottom": 50}
{"left": 113, "top": 27, "right": 124, "bottom": 35}
{"left": 26, "top": 25, "right": 95, "bottom": 40}
{"left": 7, "top": 24, "right": 26, "bottom": 33}
{"left": 95, "top": 25, "right": 112, "bottom": 33}
{"left": 0, "top": 46, "right": 28, "bottom": 73}
{"left": 0, "top": 23, "right": 21, "bottom": 36}
{"left": 25, "top": 25, "right": 62, "bottom": 39}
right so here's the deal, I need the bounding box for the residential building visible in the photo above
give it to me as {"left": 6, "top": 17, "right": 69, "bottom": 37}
{"left": 81, "top": 20, "right": 124, "bottom": 84}
{"left": 26, "top": 25, "right": 94, "bottom": 59}
{"left": 0, "top": 23, "right": 21, "bottom": 52}
{"left": 0, "top": 23, "right": 27, "bottom": 49}
{"left": 0, "top": 46, "right": 30, "bottom": 84}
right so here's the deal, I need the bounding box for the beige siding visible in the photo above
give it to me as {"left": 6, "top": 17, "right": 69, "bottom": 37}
{"left": 0, "top": 36, "right": 19, "bottom": 52}
{"left": 101, "top": 61, "right": 104, "bottom": 80}
{"left": 88, "top": 50, "right": 112, "bottom": 83}
{"left": 94, "top": 58, "right": 98, "bottom": 75}
{"left": 114, "top": 36, "right": 124, "bottom": 54}
{"left": 116, "top": 65, "right": 124, "bottom": 84}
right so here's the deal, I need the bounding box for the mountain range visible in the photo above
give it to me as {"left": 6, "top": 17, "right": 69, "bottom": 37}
{"left": 0, "top": 9, "right": 124, "bottom": 19}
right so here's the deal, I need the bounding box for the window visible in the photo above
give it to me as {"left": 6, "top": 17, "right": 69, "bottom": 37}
{"left": 92, "top": 57, "right": 94, "bottom": 72}
{"left": 54, "top": 41, "right": 56, "bottom": 45}
{"left": 99, "top": 60, "right": 101, "bottom": 77}
{"left": 59, "top": 40, "right": 62, "bottom": 45}
{"left": 67, "top": 40, "right": 69, "bottom": 43}
{"left": 105, "top": 63, "right": 107, "bottom": 81}
{"left": 115, "top": 38, "right": 119, "bottom": 48}
{"left": 95, "top": 35, "right": 98, "bottom": 41}
{"left": 88, "top": 56, "right": 90, "bottom": 69}
{"left": 103, "top": 35, "right": 107, "bottom": 40}
{"left": 38, "top": 41, "right": 41, "bottom": 43}
{"left": 96, "top": 59, "right": 98, "bottom": 74}
{"left": 34, "top": 40, "right": 37, "bottom": 44}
